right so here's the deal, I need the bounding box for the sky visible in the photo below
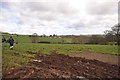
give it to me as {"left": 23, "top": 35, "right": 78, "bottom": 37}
{"left": 0, "top": 0, "right": 119, "bottom": 35}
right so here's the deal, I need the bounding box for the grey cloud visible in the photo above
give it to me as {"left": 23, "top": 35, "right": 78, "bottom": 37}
{"left": 66, "top": 20, "right": 86, "bottom": 30}
{"left": 7, "top": 2, "right": 79, "bottom": 23}
{"left": 25, "top": 2, "right": 50, "bottom": 12}
{"left": 22, "top": 2, "right": 78, "bottom": 15}
{"left": 1, "top": 0, "right": 118, "bottom": 35}
{"left": 86, "top": 2, "right": 117, "bottom": 15}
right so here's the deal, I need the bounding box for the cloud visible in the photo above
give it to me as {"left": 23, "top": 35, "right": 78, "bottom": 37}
{"left": 86, "top": 1, "right": 118, "bottom": 15}
{"left": 0, "top": 0, "right": 119, "bottom": 35}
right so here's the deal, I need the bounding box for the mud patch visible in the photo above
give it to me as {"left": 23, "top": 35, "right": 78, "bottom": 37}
{"left": 2, "top": 53, "right": 120, "bottom": 79}
{"left": 69, "top": 53, "right": 120, "bottom": 65}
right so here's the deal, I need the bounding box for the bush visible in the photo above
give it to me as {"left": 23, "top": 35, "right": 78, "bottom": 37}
{"left": 38, "top": 41, "right": 50, "bottom": 44}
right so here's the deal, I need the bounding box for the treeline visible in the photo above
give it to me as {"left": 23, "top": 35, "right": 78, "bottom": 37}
{"left": 29, "top": 34, "right": 117, "bottom": 45}
{"left": 72, "top": 23, "right": 119, "bottom": 45}
{"left": 29, "top": 23, "right": 119, "bottom": 45}
{"left": 2, "top": 23, "right": 119, "bottom": 45}
{"left": 66, "top": 34, "right": 117, "bottom": 45}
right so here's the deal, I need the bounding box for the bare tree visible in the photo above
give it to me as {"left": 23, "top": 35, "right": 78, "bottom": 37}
{"left": 104, "top": 23, "right": 120, "bottom": 45}
{"left": 104, "top": 30, "right": 116, "bottom": 43}
{"left": 112, "top": 23, "right": 120, "bottom": 45}
{"left": 111, "top": 23, "right": 120, "bottom": 35}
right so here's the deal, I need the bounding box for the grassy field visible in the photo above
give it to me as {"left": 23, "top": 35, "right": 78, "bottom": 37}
{"left": 3, "top": 43, "right": 118, "bottom": 54}
{"left": 2, "top": 43, "right": 118, "bottom": 73}
{"left": 2, "top": 34, "right": 119, "bottom": 74}
{"left": 2, "top": 34, "right": 72, "bottom": 43}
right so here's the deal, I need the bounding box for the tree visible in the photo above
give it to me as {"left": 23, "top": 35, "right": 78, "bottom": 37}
{"left": 104, "top": 30, "right": 116, "bottom": 43}
{"left": 112, "top": 23, "right": 120, "bottom": 45}
{"left": 89, "top": 35, "right": 105, "bottom": 44}
{"left": 104, "top": 23, "right": 120, "bottom": 45}
{"left": 53, "top": 34, "right": 57, "bottom": 38}
{"left": 111, "top": 23, "right": 120, "bottom": 35}
{"left": 49, "top": 35, "right": 52, "bottom": 37}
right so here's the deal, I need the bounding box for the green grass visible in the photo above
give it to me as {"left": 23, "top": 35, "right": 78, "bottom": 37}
{"left": 2, "top": 43, "right": 118, "bottom": 73}
{"left": 2, "top": 33, "right": 118, "bottom": 73}
{"left": 3, "top": 43, "right": 118, "bottom": 55}
{"left": 15, "top": 43, "right": 118, "bottom": 54}
{"left": 2, "top": 44, "right": 34, "bottom": 73}
{"left": 2, "top": 34, "right": 71, "bottom": 43}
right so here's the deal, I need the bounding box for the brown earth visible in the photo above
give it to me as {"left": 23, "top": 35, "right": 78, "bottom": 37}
{"left": 69, "top": 53, "right": 120, "bottom": 65}
{"left": 2, "top": 53, "right": 120, "bottom": 79}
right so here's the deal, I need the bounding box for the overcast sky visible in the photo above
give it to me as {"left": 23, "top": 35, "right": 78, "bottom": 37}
{"left": 0, "top": 0, "right": 119, "bottom": 35}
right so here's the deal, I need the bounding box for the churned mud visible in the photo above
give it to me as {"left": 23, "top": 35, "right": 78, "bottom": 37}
{"left": 2, "top": 53, "right": 120, "bottom": 79}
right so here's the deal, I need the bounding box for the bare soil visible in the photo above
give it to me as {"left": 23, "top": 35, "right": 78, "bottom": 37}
{"left": 2, "top": 53, "right": 120, "bottom": 79}
{"left": 69, "top": 53, "right": 120, "bottom": 65}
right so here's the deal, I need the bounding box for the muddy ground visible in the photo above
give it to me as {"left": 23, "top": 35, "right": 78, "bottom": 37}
{"left": 69, "top": 53, "right": 120, "bottom": 65}
{"left": 2, "top": 53, "right": 120, "bottom": 79}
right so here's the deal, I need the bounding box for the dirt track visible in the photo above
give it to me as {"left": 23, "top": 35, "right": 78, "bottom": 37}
{"left": 2, "top": 53, "right": 120, "bottom": 79}
{"left": 69, "top": 53, "right": 120, "bottom": 65}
